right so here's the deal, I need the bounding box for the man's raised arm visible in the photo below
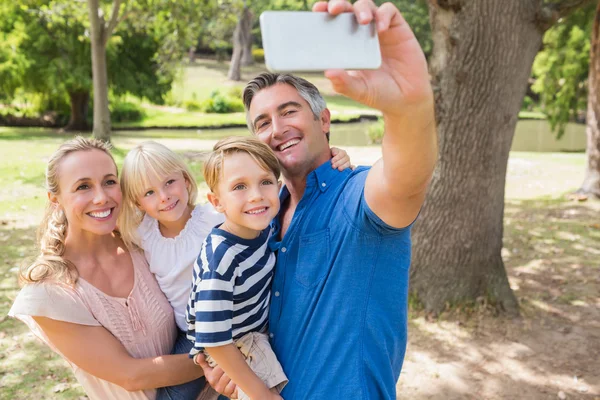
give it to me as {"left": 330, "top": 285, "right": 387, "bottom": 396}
{"left": 315, "top": 0, "right": 437, "bottom": 228}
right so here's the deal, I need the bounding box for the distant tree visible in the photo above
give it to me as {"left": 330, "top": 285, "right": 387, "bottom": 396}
{"left": 0, "top": 1, "right": 178, "bottom": 132}
{"left": 580, "top": 2, "right": 600, "bottom": 197}
{"left": 86, "top": 0, "right": 209, "bottom": 141}
{"left": 532, "top": 3, "right": 594, "bottom": 137}
{"left": 530, "top": 2, "right": 599, "bottom": 197}
{"left": 228, "top": 1, "right": 253, "bottom": 80}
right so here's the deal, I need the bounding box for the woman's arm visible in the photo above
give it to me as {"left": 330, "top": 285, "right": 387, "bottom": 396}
{"left": 205, "top": 344, "right": 281, "bottom": 400}
{"left": 33, "top": 316, "right": 202, "bottom": 392}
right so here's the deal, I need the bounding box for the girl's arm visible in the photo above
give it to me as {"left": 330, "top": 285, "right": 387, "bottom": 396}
{"left": 205, "top": 344, "right": 281, "bottom": 400}
{"left": 330, "top": 147, "right": 353, "bottom": 171}
{"left": 33, "top": 316, "right": 202, "bottom": 391}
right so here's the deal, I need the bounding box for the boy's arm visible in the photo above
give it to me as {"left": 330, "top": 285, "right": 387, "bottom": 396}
{"left": 205, "top": 344, "right": 281, "bottom": 400}
{"left": 330, "top": 146, "right": 353, "bottom": 171}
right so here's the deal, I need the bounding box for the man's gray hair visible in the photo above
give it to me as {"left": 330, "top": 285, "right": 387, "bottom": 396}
{"left": 243, "top": 72, "right": 327, "bottom": 134}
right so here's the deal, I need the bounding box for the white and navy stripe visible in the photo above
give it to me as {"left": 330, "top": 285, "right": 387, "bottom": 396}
{"left": 186, "top": 227, "right": 275, "bottom": 353}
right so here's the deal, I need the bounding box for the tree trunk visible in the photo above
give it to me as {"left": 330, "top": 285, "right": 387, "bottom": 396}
{"left": 578, "top": 2, "right": 600, "bottom": 197}
{"left": 228, "top": 6, "right": 251, "bottom": 80}
{"left": 411, "top": 0, "right": 547, "bottom": 316}
{"left": 64, "top": 91, "right": 90, "bottom": 131}
{"left": 87, "top": 0, "right": 112, "bottom": 142}
{"left": 241, "top": 7, "right": 254, "bottom": 66}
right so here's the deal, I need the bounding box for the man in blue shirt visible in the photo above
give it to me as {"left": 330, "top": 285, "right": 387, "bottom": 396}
{"left": 200, "top": 0, "right": 436, "bottom": 398}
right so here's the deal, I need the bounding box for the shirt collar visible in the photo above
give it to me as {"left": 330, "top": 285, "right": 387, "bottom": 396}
{"left": 308, "top": 160, "right": 343, "bottom": 193}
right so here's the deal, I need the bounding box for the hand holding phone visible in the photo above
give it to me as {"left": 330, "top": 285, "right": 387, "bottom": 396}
{"left": 260, "top": 11, "right": 381, "bottom": 72}
{"left": 311, "top": 0, "right": 433, "bottom": 118}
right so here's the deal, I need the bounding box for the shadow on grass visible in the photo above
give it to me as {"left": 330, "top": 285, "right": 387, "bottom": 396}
{"left": 398, "top": 198, "right": 600, "bottom": 399}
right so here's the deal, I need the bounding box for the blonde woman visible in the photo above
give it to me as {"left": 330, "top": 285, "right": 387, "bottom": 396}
{"left": 8, "top": 137, "right": 212, "bottom": 400}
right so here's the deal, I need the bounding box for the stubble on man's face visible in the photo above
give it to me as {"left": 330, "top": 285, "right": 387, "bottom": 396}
{"left": 249, "top": 84, "right": 331, "bottom": 180}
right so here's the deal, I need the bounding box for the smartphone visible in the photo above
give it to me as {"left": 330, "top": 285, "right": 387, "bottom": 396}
{"left": 260, "top": 11, "right": 381, "bottom": 72}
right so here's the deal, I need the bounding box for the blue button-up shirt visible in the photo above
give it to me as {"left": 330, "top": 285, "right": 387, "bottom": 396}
{"left": 269, "top": 161, "right": 412, "bottom": 400}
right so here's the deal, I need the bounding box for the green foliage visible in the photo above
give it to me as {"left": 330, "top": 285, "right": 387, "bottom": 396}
{"left": 0, "top": 0, "right": 202, "bottom": 123}
{"left": 374, "top": 0, "right": 432, "bottom": 57}
{"left": 531, "top": 3, "right": 595, "bottom": 138}
{"left": 367, "top": 117, "right": 384, "bottom": 144}
{"left": 183, "top": 99, "right": 203, "bottom": 111}
{"left": 201, "top": 90, "right": 244, "bottom": 113}
{"left": 252, "top": 47, "right": 265, "bottom": 62}
{"left": 109, "top": 99, "right": 146, "bottom": 123}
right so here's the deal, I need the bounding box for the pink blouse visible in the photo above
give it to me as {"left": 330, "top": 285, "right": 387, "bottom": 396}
{"left": 9, "top": 250, "right": 177, "bottom": 400}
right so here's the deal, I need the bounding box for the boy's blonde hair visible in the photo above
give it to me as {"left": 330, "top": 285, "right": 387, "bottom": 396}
{"left": 20, "top": 136, "right": 116, "bottom": 286}
{"left": 204, "top": 136, "right": 281, "bottom": 192}
{"left": 119, "top": 141, "right": 198, "bottom": 249}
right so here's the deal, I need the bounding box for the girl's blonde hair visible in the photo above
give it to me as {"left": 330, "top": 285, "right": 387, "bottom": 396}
{"left": 204, "top": 136, "right": 281, "bottom": 192}
{"left": 119, "top": 141, "right": 198, "bottom": 249}
{"left": 20, "top": 136, "right": 116, "bottom": 286}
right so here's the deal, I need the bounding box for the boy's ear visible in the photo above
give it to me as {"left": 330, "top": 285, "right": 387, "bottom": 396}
{"left": 207, "top": 192, "right": 225, "bottom": 213}
{"left": 278, "top": 181, "right": 282, "bottom": 190}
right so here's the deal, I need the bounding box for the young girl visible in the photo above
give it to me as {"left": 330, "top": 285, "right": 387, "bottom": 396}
{"left": 118, "top": 140, "right": 351, "bottom": 399}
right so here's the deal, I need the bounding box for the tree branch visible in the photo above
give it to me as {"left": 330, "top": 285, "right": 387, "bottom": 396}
{"left": 103, "top": 0, "right": 123, "bottom": 46}
{"left": 538, "top": 0, "right": 595, "bottom": 31}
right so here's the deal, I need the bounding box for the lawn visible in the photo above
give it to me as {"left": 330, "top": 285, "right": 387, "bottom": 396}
{"left": 116, "top": 58, "right": 542, "bottom": 129}
{"left": 0, "top": 129, "right": 597, "bottom": 399}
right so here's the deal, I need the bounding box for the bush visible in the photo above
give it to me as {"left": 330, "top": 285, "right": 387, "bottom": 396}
{"left": 110, "top": 100, "right": 145, "bottom": 123}
{"left": 183, "top": 99, "right": 203, "bottom": 111}
{"left": 200, "top": 90, "right": 244, "bottom": 114}
{"left": 226, "top": 86, "right": 243, "bottom": 100}
{"left": 367, "top": 118, "right": 384, "bottom": 144}
{"left": 252, "top": 48, "right": 265, "bottom": 63}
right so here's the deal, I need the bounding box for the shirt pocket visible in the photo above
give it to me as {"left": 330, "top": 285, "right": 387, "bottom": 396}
{"left": 294, "top": 229, "right": 330, "bottom": 288}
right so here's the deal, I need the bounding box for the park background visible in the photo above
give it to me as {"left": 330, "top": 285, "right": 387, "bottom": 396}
{"left": 0, "top": 0, "right": 599, "bottom": 399}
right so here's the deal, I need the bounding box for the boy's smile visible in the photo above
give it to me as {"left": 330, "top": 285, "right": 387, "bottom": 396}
{"left": 208, "top": 152, "right": 281, "bottom": 239}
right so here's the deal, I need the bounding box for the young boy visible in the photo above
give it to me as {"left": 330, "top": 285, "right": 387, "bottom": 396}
{"left": 186, "top": 136, "right": 287, "bottom": 400}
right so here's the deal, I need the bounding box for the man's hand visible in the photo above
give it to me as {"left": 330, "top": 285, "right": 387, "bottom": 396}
{"left": 195, "top": 353, "right": 238, "bottom": 399}
{"left": 313, "top": 0, "right": 433, "bottom": 118}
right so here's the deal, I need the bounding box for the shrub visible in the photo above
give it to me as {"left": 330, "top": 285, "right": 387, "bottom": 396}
{"left": 252, "top": 48, "right": 265, "bottom": 63}
{"left": 200, "top": 90, "right": 244, "bottom": 114}
{"left": 110, "top": 99, "right": 145, "bottom": 122}
{"left": 367, "top": 118, "right": 384, "bottom": 144}
{"left": 183, "top": 99, "right": 203, "bottom": 111}
{"left": 226, "top": 86, "right": 243, "bottom": 100}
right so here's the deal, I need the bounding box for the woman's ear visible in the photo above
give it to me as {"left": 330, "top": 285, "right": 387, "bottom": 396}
{"left": 48, "top": 192, "right": 59, "bottom": 206}
{"left": 207, "top": 192, "right": 225, "bottom": 213}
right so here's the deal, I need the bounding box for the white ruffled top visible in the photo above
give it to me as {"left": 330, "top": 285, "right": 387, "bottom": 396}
{"left": 137, "top": 203, "right": 224, "bottom": 331}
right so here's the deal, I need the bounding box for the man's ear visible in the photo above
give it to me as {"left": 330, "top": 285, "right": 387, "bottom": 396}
{"left": 320, "top": 108, "right": 331, "bottom": 135}
{"left": 207, "top": 192, "right": 225, "bottom": 213}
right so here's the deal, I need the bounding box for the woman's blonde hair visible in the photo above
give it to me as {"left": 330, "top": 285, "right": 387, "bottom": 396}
{"left": 20, "top": 136, "right": 116, "bottom": 286}
{"left": 119, "top": 141, "right": 198, "bottom": 249}
{"left": 204, "top": 136, "right": 281, "bottom": 192}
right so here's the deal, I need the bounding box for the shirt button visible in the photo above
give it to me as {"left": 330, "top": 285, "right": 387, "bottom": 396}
{"left": 321, "top": 182, "right": 326, "bottom": 187}
{"left": 269, "top": 332, "right": 274, "bottom": 338}
{"left": 281, "top": 247, "right": 287, "bottom": 253}
{"left": 274, "top": 291, "right": 280, "bottom": 297}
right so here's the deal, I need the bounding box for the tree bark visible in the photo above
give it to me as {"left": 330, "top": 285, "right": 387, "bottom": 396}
{"left": 241, "top": 7, "right": 254, "bottom": 66}
{"left": 87, "top": 0, "right": 117, "bottom": 143}
{"left": 64, "top": 91, "right": 90, "bottom": 131}
{"left": 411, "top": 0, "right": 550, "bottom": 316}
{"left": 578, "top": 2, "right": 600, "bottom": 197}
{"left": 228, "top": 6, "right": 251, "bottom": 80}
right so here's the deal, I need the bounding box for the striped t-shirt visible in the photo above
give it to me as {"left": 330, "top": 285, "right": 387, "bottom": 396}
{"left": 186, "top": 226, "right": 275, "bottom": 353}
